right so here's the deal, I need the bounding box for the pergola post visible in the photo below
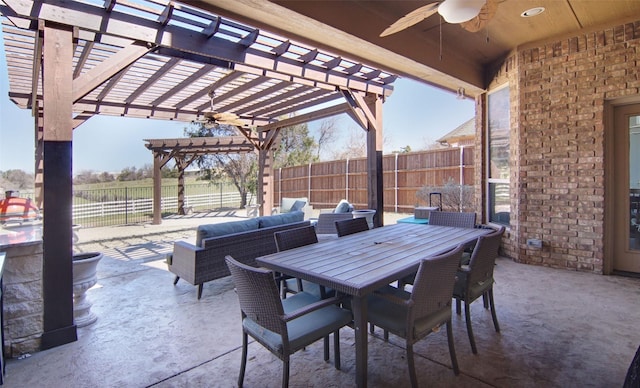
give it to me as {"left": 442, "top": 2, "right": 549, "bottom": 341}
{"left": 40, "top": 22, "right": 77, "bottom": 349}
{"left": 366, "top": 94, "right": 384, "bottom": 227}
{"left": 256, "top": 144, "right": 274, "bottom": 216}
{"left": 152, "top": 152, "right": 163, "bottom": 224}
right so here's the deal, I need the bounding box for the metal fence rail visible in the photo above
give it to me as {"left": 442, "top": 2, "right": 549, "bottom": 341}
{"left": 72, "top": 183, "right": 241, "bottom": 228}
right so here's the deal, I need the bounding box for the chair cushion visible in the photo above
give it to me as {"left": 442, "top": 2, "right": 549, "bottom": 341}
{"left": 367, "top": 285, "right": 452, "bottom": 339}
{"left": 333, "top": 200, "right": 353, "bottom": 213}
{"left": 243, "top": 291, "right": 352, "bottom": 355}
{"left": 453, "top": 269, "right": 494, "bottom": 301}
{"left": 196, "top": 218, "right": 259, "bottom": 246}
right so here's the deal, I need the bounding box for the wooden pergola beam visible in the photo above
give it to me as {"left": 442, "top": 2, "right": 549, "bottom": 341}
{"left": 258, "top": 103, "right": 352, "bottom": 132}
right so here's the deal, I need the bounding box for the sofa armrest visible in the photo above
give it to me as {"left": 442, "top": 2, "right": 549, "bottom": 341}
{"left": 170, "top": 241, "right": 202, "bottom": 285}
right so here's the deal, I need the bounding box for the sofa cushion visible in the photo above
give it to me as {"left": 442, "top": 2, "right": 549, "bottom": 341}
{"left": 258, "top": 211, "right": 304, "bottom": 228}
{"left": 290, "top": 200, "right": 306, "bottom": 212}
{"left": 334, "top": 200, "right": 353, "bottom": 214}
{"left": 196, "top": 218, "right": 259, "bottom": 247}
{"left": 280, "top": 197, "right": 308, "bottom": 213}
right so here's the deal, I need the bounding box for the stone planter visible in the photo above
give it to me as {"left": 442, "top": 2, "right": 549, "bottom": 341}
{"left": 352, "top": 209, "right": 376, "bottom": 229}
{"left": 72, "top": 252, "right": 103, "bottom": 327}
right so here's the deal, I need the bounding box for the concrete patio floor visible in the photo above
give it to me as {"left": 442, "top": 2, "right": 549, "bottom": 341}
{"left": 3, "top": 211, "right": 640, "bottom": 387}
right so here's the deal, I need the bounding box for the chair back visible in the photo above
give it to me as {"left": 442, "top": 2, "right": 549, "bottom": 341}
{"left": 466, "top": 226, "right": 505, "bottom": 286}
{"left": 428, "top": 211, "right": 476, "bottom": 228}
{"left": 335, "top": 217, "right": 370, "bottom": 237}
{"left": 410, "top": 245, "right": 465, "bottom": 321}
{"left": 274, "top": 225, "right": 318, "bottom": 251}
{"left": 336, "top": 217, "right": 369, "bottom": 237}
{"left": 225, "top": 255, "right": 286, "bottom": 335}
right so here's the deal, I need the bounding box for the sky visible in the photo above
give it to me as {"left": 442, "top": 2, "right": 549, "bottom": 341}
{"left": 0, "top": 30, "right": 475, "bottom": 175}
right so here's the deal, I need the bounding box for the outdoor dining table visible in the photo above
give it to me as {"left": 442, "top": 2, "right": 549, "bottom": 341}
{"left": 256, "top": 222, "right": 493, "bottom": 387}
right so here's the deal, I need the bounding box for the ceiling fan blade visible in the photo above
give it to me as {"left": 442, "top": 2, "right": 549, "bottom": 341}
{"left": 213, "top": 112, "right": 239, "bottom": 121}
{"left": 380, "top": 2, "right": 440, "bottom": 37}
{"left": 460, "top": 0, "right": 498, "bottom": 32}
{"left": 217, "top": 118, "right": 245, "bottom": 127}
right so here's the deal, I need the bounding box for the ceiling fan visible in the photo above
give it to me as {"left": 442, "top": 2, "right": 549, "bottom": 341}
{"left": 196, "top": 90, "right": 244, "bottom": 128}
{"left": 379, "top": 0, "right": 498, "bottom": 37}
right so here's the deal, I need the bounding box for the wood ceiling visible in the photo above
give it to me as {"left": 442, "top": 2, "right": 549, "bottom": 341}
{"left": 0, "top": 0, "right": 395, "bottom": 129}
{"left": 190, "top": 0, "right": 640, "bottom": 97}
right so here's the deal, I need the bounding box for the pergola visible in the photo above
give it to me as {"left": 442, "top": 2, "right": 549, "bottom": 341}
{"left": 0, "top": 0, "right": 395, "bottom": 350}
{"left": 144, "top": 136, "right": 255, "bottom": 222}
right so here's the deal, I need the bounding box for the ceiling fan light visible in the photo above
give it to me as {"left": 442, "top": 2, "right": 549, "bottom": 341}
{"left": 438, "top": 0, "right": 486, "bottom": 23}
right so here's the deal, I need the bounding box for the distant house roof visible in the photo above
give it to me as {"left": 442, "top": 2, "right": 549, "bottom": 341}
{"left": 437, "top": 119, "right": 475, "bottom": 147}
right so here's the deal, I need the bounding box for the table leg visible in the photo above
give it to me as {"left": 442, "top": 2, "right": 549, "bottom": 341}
{"left": 351, "top": 295, "right": 368, "bottom": 388}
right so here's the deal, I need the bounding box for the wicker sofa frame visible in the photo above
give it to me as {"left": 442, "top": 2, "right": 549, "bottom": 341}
{"left": 170, "top": 217, "right": 310, "bottom": 299}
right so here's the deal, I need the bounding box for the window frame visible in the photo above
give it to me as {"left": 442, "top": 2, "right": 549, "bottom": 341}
{"left": 486, "top": 84, "right": 511, "bottom": 227}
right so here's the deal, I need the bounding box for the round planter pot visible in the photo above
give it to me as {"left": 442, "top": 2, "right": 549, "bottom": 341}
{"left": 72, "top": 252, "right": 103, "bottom": 327}
{"left": 352, "top": 209, "right": 376, "bottom": 229}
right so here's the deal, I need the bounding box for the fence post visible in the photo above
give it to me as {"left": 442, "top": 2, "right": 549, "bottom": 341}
{"left": 394, "top": 152, "right": 399, "bottom": 213}
{"left": 308, "top": 163, "right": 311, "bottom": 204}
{"left": 460, "top": 146, "right": 464, "bottom": 209}
{"left": 345, "top": 158, "right": 349, "bottom": 201}
{"left": 125, "top": 187, "right": 128, "bottom": 224}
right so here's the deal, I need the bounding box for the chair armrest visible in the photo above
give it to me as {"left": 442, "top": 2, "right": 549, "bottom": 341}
{"left": 282, "top": 294, "right": 347, "bottom": 322}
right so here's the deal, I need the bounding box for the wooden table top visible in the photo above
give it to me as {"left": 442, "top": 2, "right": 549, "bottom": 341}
{"left": 257, "top": 223, "right": 492, "bottom": 297}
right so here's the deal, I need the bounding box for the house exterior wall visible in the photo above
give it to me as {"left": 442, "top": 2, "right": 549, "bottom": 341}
{"left": 484, "top": 20, "right": 640, "bottom": 273}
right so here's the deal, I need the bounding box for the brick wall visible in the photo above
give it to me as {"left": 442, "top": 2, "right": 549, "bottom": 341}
{"left": 488, "top": 21, "right": 640, "bottom": 273}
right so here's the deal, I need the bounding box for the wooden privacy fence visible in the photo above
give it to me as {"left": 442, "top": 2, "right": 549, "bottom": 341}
{"left": 274, "top": 147, "right": 475, "bottom": 214}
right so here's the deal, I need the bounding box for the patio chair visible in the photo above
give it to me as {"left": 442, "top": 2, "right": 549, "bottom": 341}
{"left": 428, "top": 211, "right": 476, "bottom": 228}
{"left": 225, "top": 255, "right": 352, "bottom": 388}
{"left": 274, "top": 225, "right": 333, "bottom": 360}
{"left": 335, "top": 217, "right": 369, "bottom": 237}
{"left": 366, "top": 245, "right": 465, "bottom": 385}
{"left": 274, "top": 225, "right": 324, "bottom": 298}
{"left": 399, "top": 211, "right": 477, "bottom": 290}
{"left": 453, "top": 226, "right": 505, "bottom": 354}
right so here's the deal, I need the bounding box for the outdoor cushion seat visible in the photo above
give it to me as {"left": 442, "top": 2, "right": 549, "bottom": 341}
{"left": 225, "top": 256, "right": 352, "bottom": 388}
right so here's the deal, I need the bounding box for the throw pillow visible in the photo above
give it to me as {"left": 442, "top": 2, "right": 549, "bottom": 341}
{"left": 334, "top": 200, "right": 352, "bottom": 213}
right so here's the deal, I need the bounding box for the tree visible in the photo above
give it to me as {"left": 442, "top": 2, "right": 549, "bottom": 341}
{"left": 314, "top": 117, "right": 338, "bottom": 160}
{"left": 117, "top": 166, "right": 139, "bottom": 181}
{"left": 273, "top": 122, "right": 318, "bottom": 168}
{"left": 331, "top": 126, "right": 367, "bottom": 160}
{"left": 1, "top": 169, "right": 34, "bottom": 189}
{"left": 184, "top": 123, "right": 257, "bottom": 208}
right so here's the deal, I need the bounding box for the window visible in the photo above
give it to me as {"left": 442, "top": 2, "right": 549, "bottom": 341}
{"left": 487, "top": 86, "right": 510, "bottom": 226}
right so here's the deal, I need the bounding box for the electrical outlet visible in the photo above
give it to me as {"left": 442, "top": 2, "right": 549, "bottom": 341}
{"left": 527, "top": 238, "right": 542, "bottom": 248}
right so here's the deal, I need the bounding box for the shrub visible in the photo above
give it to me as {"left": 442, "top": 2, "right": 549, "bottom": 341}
{"left": 416, "top": 177, "right": 474, "bottom": 212}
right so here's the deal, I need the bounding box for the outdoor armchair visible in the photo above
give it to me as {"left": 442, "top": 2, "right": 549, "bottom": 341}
{"left": 366, "top": 245, "right": 465, "bottom": 386}
{"left": 453, "top": 226, "right": 505, "bottom": 354}
{"left": 314, "top": 199, "right": 354, "bottom": 234}
{"left": 225, "top": 255, "right": 352, "bottom": 388}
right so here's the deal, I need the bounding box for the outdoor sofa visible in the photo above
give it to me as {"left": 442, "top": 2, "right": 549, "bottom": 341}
{"left": 169, "top": 211, "right": 308, "bottom": 299}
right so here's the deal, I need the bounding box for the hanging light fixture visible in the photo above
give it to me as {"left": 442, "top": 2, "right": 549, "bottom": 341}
{"left": 438, "top": 0, "right": 486, "bottom": 24}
